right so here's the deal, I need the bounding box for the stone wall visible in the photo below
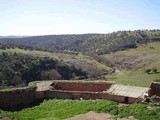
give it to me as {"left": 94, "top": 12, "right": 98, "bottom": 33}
{"left": 35, "top": 91, "right": 45, "bottom": 100}
{"left": 45, "top": 90, "right": 137, "bottom": 104}
{"left": 0, "top": 87, "right": 36, "bottom": 108}
{"left": 148, "top": 82, "right": 160, "bottom": 97}
{"left": 0, "top": 81, "right": 141, "bottom": 109}
{"left": 52, "top": 82, "right": 113, "bottom": 92}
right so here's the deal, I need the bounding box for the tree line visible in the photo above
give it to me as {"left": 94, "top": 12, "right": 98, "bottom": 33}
{"left": 0, "top": 30, "right": 160, "bottom": 55}
{"left": 0, "top": 52, "right": 87, "bottom": 87}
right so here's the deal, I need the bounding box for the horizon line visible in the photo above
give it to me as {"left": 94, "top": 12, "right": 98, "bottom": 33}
{"left": 0, "top": 29, "right": 159, "bottom": 37}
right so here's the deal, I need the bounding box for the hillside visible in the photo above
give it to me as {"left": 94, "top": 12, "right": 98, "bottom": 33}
{"left": 0, "top": 30, "right": 160, "bottom": 87}
{"left": 0, "top": 30, "right": 160, "bottom": 54}
{"left": 0, "top": 48, "right": 111, "bottom": 87}
{"left": 103, "top": 42, "right": 160, "bottom": 87}
{"left": 1, "top": 41, "right": 160, "bottom": 87}
{"left": 0, "top": 53, "right": 88, "bottom": 86}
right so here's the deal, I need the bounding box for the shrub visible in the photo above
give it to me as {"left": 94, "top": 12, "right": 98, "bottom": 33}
{"left": 152, "top": 67, "right": 157, "bottom": 74}
{"left": 145, "top": 69, "right": 151, "bottom": 74}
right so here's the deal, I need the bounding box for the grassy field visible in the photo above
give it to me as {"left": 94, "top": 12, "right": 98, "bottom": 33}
{"left": 103, "top": 42, "right": 160, "bottom": 87}
{"left": 106, "top": 70, "right": 160, "bottom": 87}
{"left": 0, "top": 99, "right": 160, "bottom": 120}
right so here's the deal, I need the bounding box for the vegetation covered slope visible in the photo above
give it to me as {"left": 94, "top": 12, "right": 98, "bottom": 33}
{"left": 0, "top": 47, "right": 111, "bottom": 87}
{"left": 1, "top": 41, "right": 160, "bottom": 87}
{"left": 0, "top": 30, "right": 160, "bottom": 87}
{"left": 103, "top": 42, "right": 160, "bottom": 87}
{"left": 1, "top": 99, "right": 160, "bottom": 120}
{"left": 0, "top": 52, "right": 88, "bottom": 86}
{"left": 0, "top": 30, "right": 160, "bottom": 54}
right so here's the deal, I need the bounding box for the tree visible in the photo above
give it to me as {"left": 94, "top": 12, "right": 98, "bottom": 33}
{"left": 145, "top": 69, "right": 151, "bottom": 74}
{"left": 152, "top": 67, "right": 157, "bottom": 74}
{"left": 11, "top": 75, "right": 22, "bottom": 86}
{"left": 41, "top": 69, "right": 61, "bottom": 80}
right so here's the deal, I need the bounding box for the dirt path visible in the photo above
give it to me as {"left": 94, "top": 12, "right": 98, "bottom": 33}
{"left": 0, "top": 117, "right": 11, "bottom": 120}
{"left": 66, "top": 111, "right": 135, "bottom": 120}
{"left": 65, "top": 111, "right": 112, "bottom": 120}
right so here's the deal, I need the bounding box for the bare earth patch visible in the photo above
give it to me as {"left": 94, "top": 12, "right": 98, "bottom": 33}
{"left": 0, "top": 117, "right": 11, "bottom": 120}
{"left": 65, "top": 111, "right": 112, "bottom": 120}
{"left": 66, "top": 111, "right": 135, "bottom": 120}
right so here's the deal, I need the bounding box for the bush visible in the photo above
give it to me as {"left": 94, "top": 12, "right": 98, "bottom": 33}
{"left": 152, "top": 67, "right": 157, "bottom": 74}
{"left": 145, "top": 69, "right": 151, "bottom": 74}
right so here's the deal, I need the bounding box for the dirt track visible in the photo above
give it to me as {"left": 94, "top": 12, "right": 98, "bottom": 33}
{"left": 66, "top": 111, "right": 135, "bottom": 120}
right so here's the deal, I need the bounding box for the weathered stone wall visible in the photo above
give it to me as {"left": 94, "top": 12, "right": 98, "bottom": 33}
{"left": 148, "top": 82, "right": 160, "bottom": 97}
{"left": 53, "top": 82, "right": 113, "bottom": 92}
{"left": 45, "top": 90, "right": 137, "bottom": 104}
{"left": 0, "top": 87, "right": 36, "bottom": 108}
{"left": 35, "top": 91, "right": 45, "bottom": 100}
{"left": 45, "top": 91, "right": 74, "bottom": 99}
{"left": 0, "top": 81, "right": 141, "bottom": 109}
{"left": 128, "top": 97, "right": 139, "bottom": 104}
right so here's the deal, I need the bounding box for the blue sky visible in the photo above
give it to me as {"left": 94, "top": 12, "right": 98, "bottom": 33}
{"left": 0, "top": 0, "right": 160, "bottom": 35}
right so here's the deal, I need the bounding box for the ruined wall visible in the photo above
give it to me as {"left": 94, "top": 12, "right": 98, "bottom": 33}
{"left": 45, "top": 91, "right": 105, "bottom": 100}
{"left": 0, "top": 81, "right": 140, "bottom": 109}
{"left": 45, "top": 90, "right": 137, "bottom": 104}
{"left": 52, "top": 82, "right": 113, "bottom": 92}
{"left": 43, "top": 81, "right": 137, "bottom": 104}
{"left": 148, "top": 82, "right": 160, "bottom": 97}
{"left": 128, "top": 97, "right": 140, "bottom": 104}
{"left": 0, "top": 87, "right": 36, "bottom": 108}
{"left": 35, "top": 91, "right": 45, "bottom": 100}
{"left": 45, "top": 91, "right": 74, "bottom": 99}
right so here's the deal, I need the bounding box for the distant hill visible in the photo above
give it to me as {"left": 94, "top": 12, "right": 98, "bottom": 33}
{"left": 1, "top": 39, "right": 160, "bottom": 87}
{"left": 0, "top": 36, "right": 27, "bottom": 39}
{"left": 0, "top": 30, "right": 160, "bottom": 54}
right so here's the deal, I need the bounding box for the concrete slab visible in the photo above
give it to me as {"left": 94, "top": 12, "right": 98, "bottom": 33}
{"left": 36, "top": 81, "right": 53, "bottom": 91}
{"left": 106, "top": 84, "right": 149, "bottom": 98}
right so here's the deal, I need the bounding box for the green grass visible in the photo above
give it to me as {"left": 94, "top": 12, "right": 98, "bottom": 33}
{"left": 107, "top": 70, "right": 160, "bottom": 87}
{"left": 103, "top": 42, "right": 160, "bottom": 87}
{"left": 1, "top": 99, "right": 160, "bottom": 120}
{"left": 118, "top": 104, "right": 160, "bottom": 120}
{"left": 0, "top": 48, "right": 60, "bottom": 59}
{"left": 71, "top": 52, "right": 111, "bottom": 70}
{"left": 0, "top": 88, "right": 17, "bottom": 92}
{"left": 0, "top": 99, "right": 118, "bottom": 120}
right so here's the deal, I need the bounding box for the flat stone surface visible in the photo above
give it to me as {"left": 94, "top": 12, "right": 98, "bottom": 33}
{"left": 106, "top": 84, "right": 148, "bottom": 98}
{"left": 36, "top": 81, "right": 53, "bottom": 91}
